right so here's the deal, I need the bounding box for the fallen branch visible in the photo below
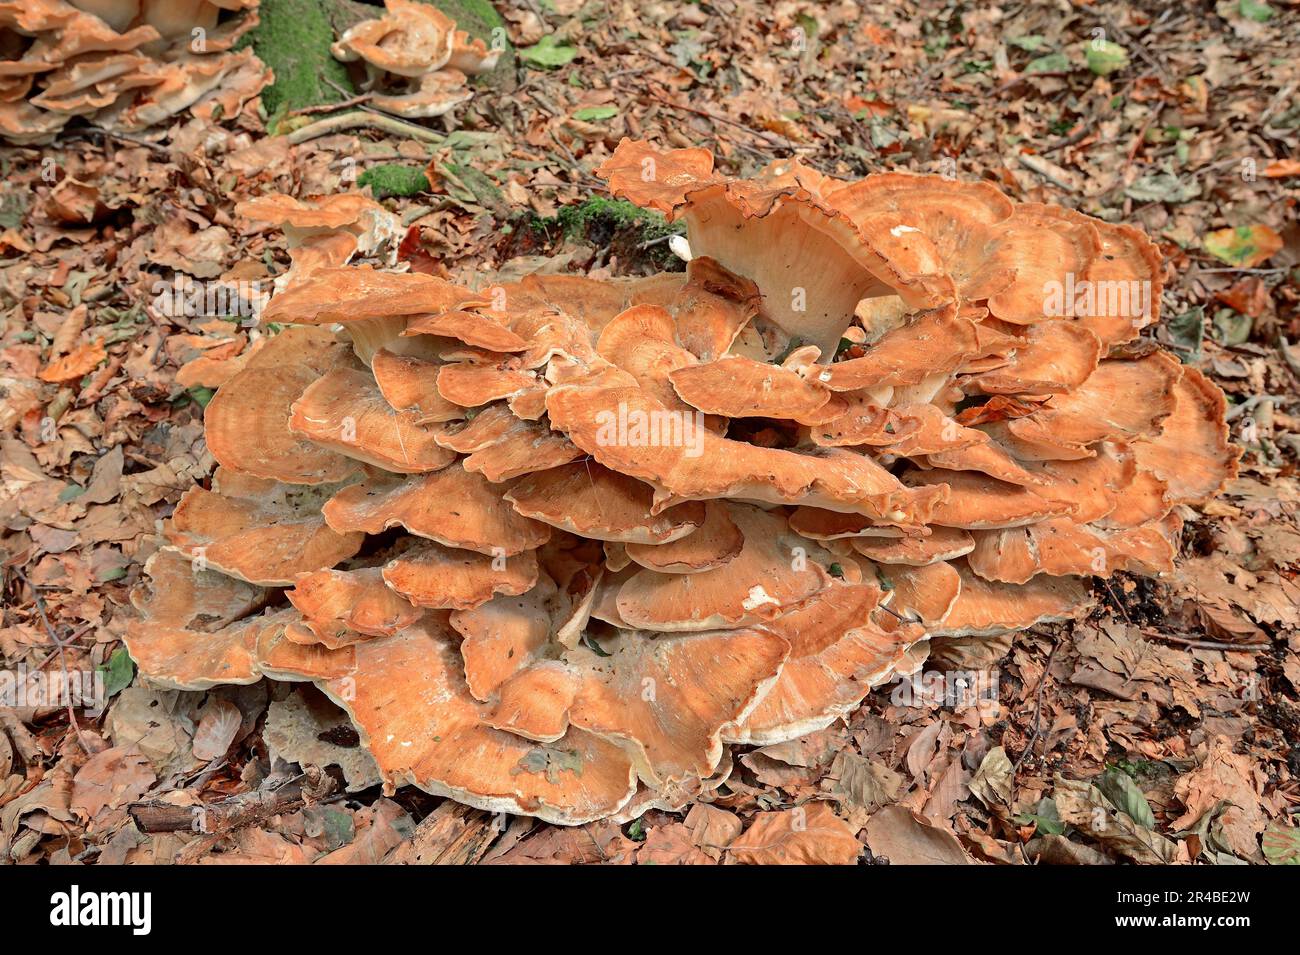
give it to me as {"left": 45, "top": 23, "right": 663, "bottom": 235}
{"left": 129, "top": 768, "right": 336, "bottom": 864}
{"left": 286, "top": 111, "right": 446, "bottom": 146}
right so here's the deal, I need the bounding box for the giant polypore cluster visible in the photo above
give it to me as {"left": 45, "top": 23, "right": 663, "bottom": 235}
{"left": 125, "top": 140, "right": 1238, "bottom": 824}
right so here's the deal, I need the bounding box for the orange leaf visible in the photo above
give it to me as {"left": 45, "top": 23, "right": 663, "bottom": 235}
{"left": 1262, "top": 159, "right": 1300, "bottom": 179}
{"left": 39, "top": 338, "right": 106, "bottom": 383}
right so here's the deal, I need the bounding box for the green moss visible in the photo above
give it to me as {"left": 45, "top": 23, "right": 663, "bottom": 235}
{"left": 553, "top": 197, "right": 680, "bottom": 242}
{"left": 357, "top": 164, "right": 431, "bottom": 198}
{"left": 241, "top": 0, "right": 355, "bottom": 121}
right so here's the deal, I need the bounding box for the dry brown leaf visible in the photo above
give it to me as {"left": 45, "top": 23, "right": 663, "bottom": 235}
{"left": 728, "top": 803, "right": 861, "bottom": 865}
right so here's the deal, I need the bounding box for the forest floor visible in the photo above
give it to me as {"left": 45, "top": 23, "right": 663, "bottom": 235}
{"left": 0, "top": 0, "right": 1297, "bottom": 864}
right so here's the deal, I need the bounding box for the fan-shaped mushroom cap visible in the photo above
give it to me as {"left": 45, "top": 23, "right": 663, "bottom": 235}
{"left": 436, "top": 360, "right": 539, "bottom": 407}
{"left": 826, "top": 172, "right": 1031, "bottom": 316}
{"left": 728, "top": 582, "right": 924, "bottom": 744}
{"left": 905, "top": 468, "right": 1074, "bottom": 529}
{"left": 286, "top": 567, "right": 423, "bottom": 648}
{"left": 879, "top": 403, "right": 988, "bottom": 457}
{"left": 236, "top": 192, "right": 400, "bottom": 259}
{"left": 597, "top": 139, "right": 952, "bottom": 355}
{"left": 27, "top": 49, "right": 149, "bottom": 104}
{"left": 1096, "top": 466, "right": 1171, "bottom": 530}
{"left": 382, "top": 542, "right": 538, "bottom": 610}
{"left": 447, "top": 28, "right": 500, "bottom": 74}
{"left": 922, "top": 440, "right": 1048, "bottom": 487}
{"left": 504, "top": 461, "right": 705, "bottom": 544}
{"left": 931, "top": 562, "right": 1093, "bottom": 638}
{"left": 322, "top": 463, "right": 551, "bottom": 556}
{"left": 596, "top": 303, "right": 704, "bottom": 417}
{"left": 968, "top": 513, "right": 1179, "bottom": 585}
{"left": 371, "top": 348, "right": 466, "bottom": 424}
{"left": 555, "top": 626, "right": 789, "bottom": 786}
{"left": 433, "top": 403, "right": 518, "bottom": 453}
{"left": 262, "top": 266, "right": 481, "bottom": 326}
{"left": 105, "top": 48, "right": 257, "bottom": 132}
{"left": 371, "top": 68, "right": 472, "bottom": 118}
{"left": 404, "top": 309, "right": 528, "bottom": 352}
{"left": 879, "top": 560, "right": 961, "bottom": 626}
{"left": 0, "top": 99, "right": 69, "bottom": 142}
{"left": 546, "top": 382, "right": 945, "bottom": 525}
{"left": 206, "top": 326, "right": 358, "bottom": 485}
{"left": 659, "top": 256, "right": 760, "bottom": 361}
{"left": 852, "top": 526, "right": 974, "bottom": 566}
{"left": 1021, "top": 443, "right": 1135, "bottom": 523}
{"left": 788, "top": 506, "right": 902, "bottom": 540}
{"left": 615, "top": 504, "right": 830, "bottom": 631}
{"left": 624, "top": 500, "right": 743, "bottom": 573}
{"left": 459, "top": 417, "right": 583, "bottom": 483}
{"left": 481, "top": 661, "right": 581, "bottom": 742}
{"left": 330, "top": 0, "right": 454, "bottom": 76}
{"left": 166, "top": 469, "right": 364, "bottom": 586}
{"left": 997, "top": 352, "right": 1182, "bottom": 457}
{"left": 964, "top": 322, "right": 1102, "bottom": 395}
{"left": 316, "top": 620, "right": 640, "bottom": 825}
{"left": 670, "top": 354, "right": 831, "bottom": 420}
{"left": 124, "top": 550, "right": 277, "bottom": 689}
{"left": 1077, "top": 219, "right": 1164, "bottom": 348}
{"left": 288, "top": 363, "right": 456, "bottom": 474}
{"left": 453, "top": 574, "right": 557, "bottom": 703}
{"left": 1132, "top": 365, "right": 1238, "bottom": 504}
{"left": 813, "top": 304, "right": 978, "bottom": 392}
{"left": 808, "top": 393, "right": 919, "bottom": 448}
{"left": 594, "top": 138, "right": 717, "bottom": 214}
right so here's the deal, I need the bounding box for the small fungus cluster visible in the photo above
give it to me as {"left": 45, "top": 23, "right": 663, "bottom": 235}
{"left": 0, "top": 0, "right": 267, "bottom": 143}
{"left": 330, "top": 0, "right": 500, "bottom": 119}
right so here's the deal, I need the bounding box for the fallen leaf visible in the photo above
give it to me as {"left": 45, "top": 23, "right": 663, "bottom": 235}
{"left": 864, "top": 805, "right": 975, "bottom": 864}
{"left": 729, "top": 803, "right": 861, "bottom": 865}
{"left": 1203, "top": 225, "right": 1284, "bottom": 268}
{"left": 39, "top": 338, "right": 106, "bottom": 383}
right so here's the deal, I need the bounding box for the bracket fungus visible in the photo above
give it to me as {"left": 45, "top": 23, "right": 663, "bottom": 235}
{"left": 0, "top": 0, "right": 266, "bottom": 143}
{"left": 128, "top": 141, "right": 1237, "bottom": 825}
{"left": 329, "top": 0, "right": 497, "bottom": 121}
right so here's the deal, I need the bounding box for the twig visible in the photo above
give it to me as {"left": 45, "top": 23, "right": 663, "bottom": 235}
{"left": 288, "top": 92, "right": 375, "bottom": 116}
{"left": 1017, "top": 153, "right": 1078, "bottom": 192}
{"left": 1143, "top": 632, "right": 1267, "bottom": 652}
{"left": 11, "top": 568, "right": 92, "bottom": 755}
{"left": 1011, "top": 634, "right": 1061, "bottom": 780}
{"left": 74, "top": 125, "right": 168, "bottom": 155}
{"left": 286, "top": 111, "right": 446, "bottom": 146}
{"left": 1278, "top": 336, "right": 1300, "bottom": 382}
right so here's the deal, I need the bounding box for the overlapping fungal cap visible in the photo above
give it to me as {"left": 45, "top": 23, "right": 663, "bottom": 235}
{"left": 328, "top": 0, "right": 496, "bottom": 122}
{"left": 0, "top": 0, "right": 266, "bottom": 143}
{"left": 130, "top": 144, "right": 1236, "bottom": 824}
